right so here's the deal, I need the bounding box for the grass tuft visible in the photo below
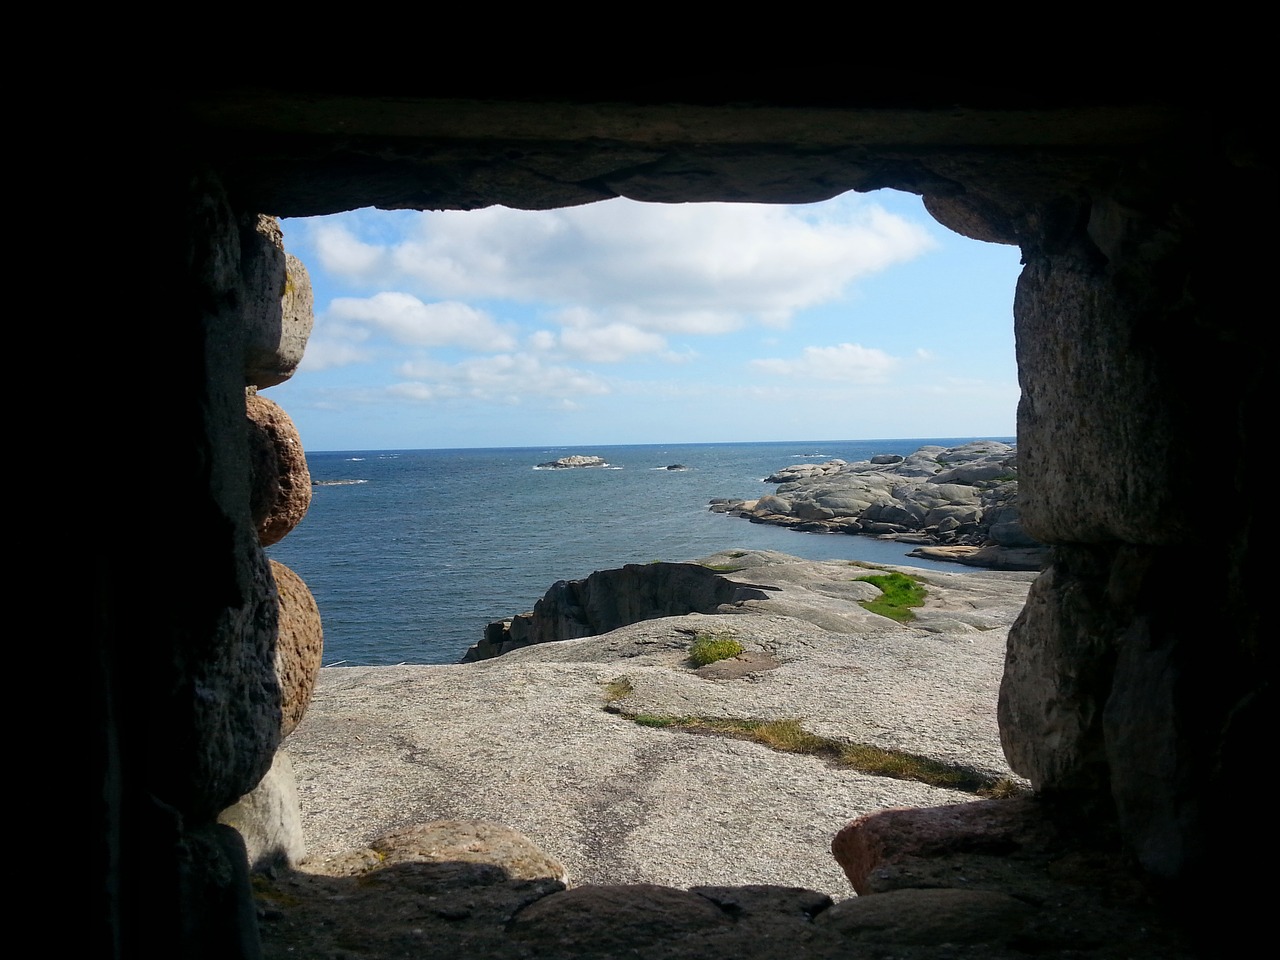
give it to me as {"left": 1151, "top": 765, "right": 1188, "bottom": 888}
{"left": 979, "top": 776, "right": 1028, "bottom": 799}
{"left": 855, "top": 572, "right": 926, "bottom": 622}
{"left": 603, "top": 676, "right": 634, "bottom": 702}
{"left": 688, "top": 631, "right": 745, "bottom": 666}
{"left": 613, "top": 711, "right": 1021, "bottom": 796}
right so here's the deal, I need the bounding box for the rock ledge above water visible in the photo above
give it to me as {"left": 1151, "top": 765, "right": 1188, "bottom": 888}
{"left": 711, "top": 441, "right": 1047, "bottom": 571}
{"left": 536, "top": 455, "right": 610, "bottom": 469}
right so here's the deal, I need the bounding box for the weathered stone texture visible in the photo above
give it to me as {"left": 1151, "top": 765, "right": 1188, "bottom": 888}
{"left": 813, "top": 887, "right": 1034, "bottom": 945}
{"left": 1015, "top": 257, "right": 1184, "bottom": 544}
{"left": 218, "top": 748, "right": 305, "bottom": 871}
{"left": 270, "top": 559, "right": 323, "bottom": 738}
{"left": 998, "top": 547, "right": 1118, "bottom": 794}
{"left": 138, "top": 89, "right": 1269, "bottom": 958}
{"left": 508, "top": 884, "right": 733, "bottom": 950}
{"left": 151, "top": 172, "right": 283, "bottom": 824}
{"left": 466, "top": 562, "right": 752, "bottom": 660}
{"left": 241, "top": 215, "right": 315, "bottom": 389}
{"left": 277, "top": 254, "right": 314, "bottom": 379}
{"left": 246, "top": 393, "right": 311, "bottom": 547}
{"left": 832, "top": 799, "right": 1058, "bottom": 894}
{"left": 317, "top": 821, "right": 569, "bottom": 886}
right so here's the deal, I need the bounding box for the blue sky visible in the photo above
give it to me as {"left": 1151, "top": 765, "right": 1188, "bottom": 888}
{"left": 269, "top": 190, "right": 1023, "bottom": 451}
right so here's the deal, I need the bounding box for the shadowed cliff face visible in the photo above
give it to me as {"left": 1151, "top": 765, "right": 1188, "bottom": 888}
{"left": 138, "top": 88, "right": 1268, "bottom": 957}
{"left": 465, "top": 562, "right": 771, "bottom": 660}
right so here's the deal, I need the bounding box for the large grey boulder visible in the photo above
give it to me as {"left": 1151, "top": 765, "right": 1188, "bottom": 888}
{"left": 464, "top": 562, "right": 763, "bottom": 660}
{"left": 218, "top": 749, "right": 305, "bottom": 871}
{"left": 242, "top": 216, "right": 315, "bottom": 389}
{"left": 998, "top": 547, "right": 1114, "bottom": 792}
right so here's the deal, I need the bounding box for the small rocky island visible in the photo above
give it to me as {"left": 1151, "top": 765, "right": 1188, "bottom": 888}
{"left": 711, "top": 441, "right": 1046, "bottom": 571}
{"left": 536, "top": 455, "right": 610, "bottom": 469}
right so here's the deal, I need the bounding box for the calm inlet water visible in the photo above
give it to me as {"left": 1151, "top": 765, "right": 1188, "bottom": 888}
{"left": 266, "top": 439, "right": 1012, "bottom": 665}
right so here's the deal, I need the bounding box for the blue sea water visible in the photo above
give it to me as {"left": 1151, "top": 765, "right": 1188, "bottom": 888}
{"left": 266, "top": 438, "right": 1013, "bottom": 666}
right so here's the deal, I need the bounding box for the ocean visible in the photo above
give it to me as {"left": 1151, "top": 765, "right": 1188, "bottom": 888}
{"left": 266, "top": 439, "right": 1013, "bottom": 666}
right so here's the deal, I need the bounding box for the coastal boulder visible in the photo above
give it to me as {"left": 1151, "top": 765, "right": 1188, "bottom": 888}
{"left": 247, "top": 392, "right": 311, "bottom": 547}
{"left": 270, "top": 559, "right": 324, "bottom": 738}
{"left": 463, "top": 562, "right": 761, "bottom": 660}
{"left": 242, "top": 215, "right": 315, "bottom": 389}
{"left": 217, "top": 748, "right": 305, "bottom": 872}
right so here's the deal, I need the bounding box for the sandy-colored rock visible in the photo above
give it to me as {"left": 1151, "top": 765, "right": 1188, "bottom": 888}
{"left": 831, "top": 798, "right": 1055, "bottom": 894}
{"left": 270, "top": 559, "right": 323, "bottom": 738}
{"left": 377, "top": 820, "right": 565, "bottom": 883}
{"left": 247, "top": 393, "right": 311, "bottom": 547}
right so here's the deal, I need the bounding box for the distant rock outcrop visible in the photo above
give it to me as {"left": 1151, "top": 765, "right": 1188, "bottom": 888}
{"left": 536, "top": 455, "right": 609, "bottom": 469}
{"left": 462, "top": 562, "right": 772, "bottom": 661}
{"left": 711, "top": 441, "right": 1046, "bottom": 571}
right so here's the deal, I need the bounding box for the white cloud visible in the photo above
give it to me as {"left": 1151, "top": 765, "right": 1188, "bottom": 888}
{"left": 751, "top": 343, "right": 899, "bottom": 382}
{"left": 555, "top": 323, "right": 670, "bottom": 363}
{"left": 302, "top": 194, "right": 936, "bottom": 336}
{"left": 386, "top": 381, "right": 458, "bottom": 402}
{"left": 312, "top": 222, "right": 386, "bottom": 277}
{"left": 326, "top": 293, "right": 517, "bottom": 351}
{"left": 528, "top": 310, "right": 687, "bottom": 363}
{"left": 297, "top": 339, "right": 373, "bottom": 372}
{"left": 390, "top": 353, "right": 611, "bottom": 405}
{"left": 528, "top": 329, "right": 558, "bottom": 352}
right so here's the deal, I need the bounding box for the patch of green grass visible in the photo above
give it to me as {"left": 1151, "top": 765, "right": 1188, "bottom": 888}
{"left": 603, "top": 676, "right": 634, "bottom": 702}
{"left": 614, "top": 712, "right": 1020, "bottom": 795}
{"left": 855, "top": 572, "right": 926, "bottom": 623}
{"left": 981, "top": 777, "right": 1028, "bottom": 799}
{"left": 837, "top": 742, "right": 990, "bottom": 792}
{"left": 688, "top": 631, "right": 745, "bottom": 666}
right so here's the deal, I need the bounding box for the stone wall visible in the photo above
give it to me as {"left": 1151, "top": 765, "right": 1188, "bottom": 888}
{"left": 132, "top": 88, "right": 1268, "bottom": 956}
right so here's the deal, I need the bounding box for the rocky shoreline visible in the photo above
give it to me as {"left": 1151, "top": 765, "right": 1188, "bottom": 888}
{"left": 287, "top": 551, "right": 1034, "bottom": 886}
{"left": 710, "top": 441, "right": 1047, "bottom": 571}
{"left": 257, "top": 551, "right": 1194, "bottom": 958}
